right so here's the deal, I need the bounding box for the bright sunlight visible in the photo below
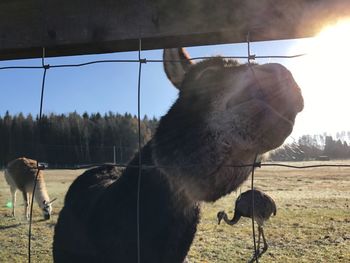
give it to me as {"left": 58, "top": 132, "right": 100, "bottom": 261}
{"left": 287, "top": 19, "right": 350, "bottom": 138}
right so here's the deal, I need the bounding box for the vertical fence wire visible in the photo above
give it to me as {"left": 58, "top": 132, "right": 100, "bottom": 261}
{"left": 28, "top": 47, "right": 49, "bottom": 263}
{"left": 136, "top": 38, "right": 144, "bottom": 263}
{"left": 1, "top": 32, "right": 350, "bottom": 263}
{"left": 246, "top": 32, "right": 259, "bottom": 263}
{"left": 250, "top": 154, "right": 259, "bottom": 263}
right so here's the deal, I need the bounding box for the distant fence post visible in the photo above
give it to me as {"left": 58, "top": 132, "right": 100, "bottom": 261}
{"left": 113, "top": 145, "right": 116, "bottom": 164}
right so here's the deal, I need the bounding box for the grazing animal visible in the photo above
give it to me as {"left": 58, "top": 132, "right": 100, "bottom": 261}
{"left": 53, "top": 48, "right": 303, "bottom": 263}
{"left": 4, "top": 157, "right": 54, "bottom": 220}
{"left": 217, "top": 189, "right": 277, "bottom": 260}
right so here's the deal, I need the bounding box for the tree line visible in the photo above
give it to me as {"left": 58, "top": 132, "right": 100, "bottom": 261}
{"left": 269, "top": 134, "right": 350, "bottom": 161}
{"left": 1, "top": 111, "right": 349, "bottom": 167}
{"left": 0, "top": 111, "right": 158, "bottom": 168}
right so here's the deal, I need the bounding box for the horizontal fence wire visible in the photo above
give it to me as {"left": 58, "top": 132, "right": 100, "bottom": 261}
{"left": 1, "top": 43, "right": 349, "bottom": 263}
{"left": 1, "top": 50, "right": 349, "bottom": 174}
{"left": 0, "top": 54, "right": 307, "bottom": 70}
{"left": 46, "top": 162, "right": 350, "bottom": 170}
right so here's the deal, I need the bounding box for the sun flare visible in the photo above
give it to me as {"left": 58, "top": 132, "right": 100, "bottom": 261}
{"left": 287, "top": 19, "right": 350, "bottom": 137}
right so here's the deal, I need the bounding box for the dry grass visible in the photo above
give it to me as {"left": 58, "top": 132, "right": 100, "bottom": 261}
{"left": 189, "top": 161, "right": 350, "bottom": 262}
{"left": 0, "top": 161, "right": 349, "bottom": 262}
{"left": 0, "top": 169, "right": 80, "bottom": 263}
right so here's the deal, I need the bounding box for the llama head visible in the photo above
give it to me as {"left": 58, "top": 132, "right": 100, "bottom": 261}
{"left": 42, "top": 198, "right": 56, "bottom": 220}
{"left": 152, "top": 48, "right": 303, "bottom": 203}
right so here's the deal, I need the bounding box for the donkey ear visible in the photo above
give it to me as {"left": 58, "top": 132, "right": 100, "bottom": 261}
{"left": 163, "top": 48, "right": 194, "bottom": 89}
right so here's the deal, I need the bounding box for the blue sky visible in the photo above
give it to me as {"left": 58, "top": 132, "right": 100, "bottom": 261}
{"left": 0, "top": 40, "right": 293, "bottom": 118}
{"left": 1, "top": 36, "right": 349, "bottom": 141}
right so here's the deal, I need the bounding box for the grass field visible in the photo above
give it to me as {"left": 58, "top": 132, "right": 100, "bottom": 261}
{"left": 0, "top": 161, "right": 349, "bottom": 262}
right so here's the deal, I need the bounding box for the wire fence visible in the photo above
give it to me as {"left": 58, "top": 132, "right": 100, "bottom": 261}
{"left": 0, "top": 54, "right": 307, "bottom": 71}
{"left": 1, "top": 36, "right": 350, "bottom": 263}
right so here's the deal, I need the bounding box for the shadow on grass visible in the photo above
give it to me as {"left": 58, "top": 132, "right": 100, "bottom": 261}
{"left": 0, "top": 222, "right": 22, "bottom": 230}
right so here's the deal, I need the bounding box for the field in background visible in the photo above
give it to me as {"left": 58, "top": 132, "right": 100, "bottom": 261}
{"left": 0, "top": 161, "right": 349, "bottom": 262}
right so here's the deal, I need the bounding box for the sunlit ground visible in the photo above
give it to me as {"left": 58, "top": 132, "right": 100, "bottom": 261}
{"left": 1, "top": 164, "right": 349, "bottom": 263}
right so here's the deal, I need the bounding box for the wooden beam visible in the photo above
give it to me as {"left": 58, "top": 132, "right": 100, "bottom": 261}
{"left": 1, "top": 0, "right": 350, "bottom": 60}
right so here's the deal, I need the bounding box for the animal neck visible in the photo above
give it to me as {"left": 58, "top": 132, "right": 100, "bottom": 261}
{"left": 152, "top": 122, "right": 258, "bottom": 203}
{"left": 222, "top": 211, "right": 241, "bottom": 226}
{"left": 126, "top": 141, "right": 199, "bottom": 215}
{"left": 169, "top": 184, "right": 200, "bottom": 213}
{"left": 33, "top": 175, "right": 50, "bottom": 208}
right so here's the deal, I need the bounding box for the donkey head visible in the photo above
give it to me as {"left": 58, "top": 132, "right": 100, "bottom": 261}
{"left": 152, "top": 48, "right": 303, "bottom": 202}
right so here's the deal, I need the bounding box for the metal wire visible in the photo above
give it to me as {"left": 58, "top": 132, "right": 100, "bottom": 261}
{"left": 247, "top": 32, "right": 259, "bottom": 263}
{"left": 28, "top": 47, "right": 48, "bottom": 263}
{"left": 250, "top": 154, "right": 259, "bottom": 263}
{"left": 45, "top": 162, "right": 350, "bottom": 170}
{"left": 0, "top": 37, "right": 349, "bottom": 263}
{"left": 136, "top": 38, "right": 144, "bottom": 263}
{"left": 0, "top": 54, "right": 307, "bottom": 71}
{"left": 261, "top": 163, "right": 350, "bottom": 169}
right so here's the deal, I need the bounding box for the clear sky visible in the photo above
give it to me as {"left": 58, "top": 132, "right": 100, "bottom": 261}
{"left": 0, "top": 40, "right": 290, "bottom": 118}
{"left": 1, "top": 20, "right": 350, "bottom": 142}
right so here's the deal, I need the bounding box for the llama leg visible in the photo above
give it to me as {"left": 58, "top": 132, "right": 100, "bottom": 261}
{"left": 10, "top": 187, "right": 17, "bottom": 217}
{"left": 22, "top": 192, "right": 30, "bottom": 220}
{"left": 28, "top": 193, "right": 33, "bottom": 220}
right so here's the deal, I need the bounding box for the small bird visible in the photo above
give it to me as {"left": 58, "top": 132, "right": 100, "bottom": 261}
{"left": 217, "top": 189, "right": 277, "bottom": 261}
